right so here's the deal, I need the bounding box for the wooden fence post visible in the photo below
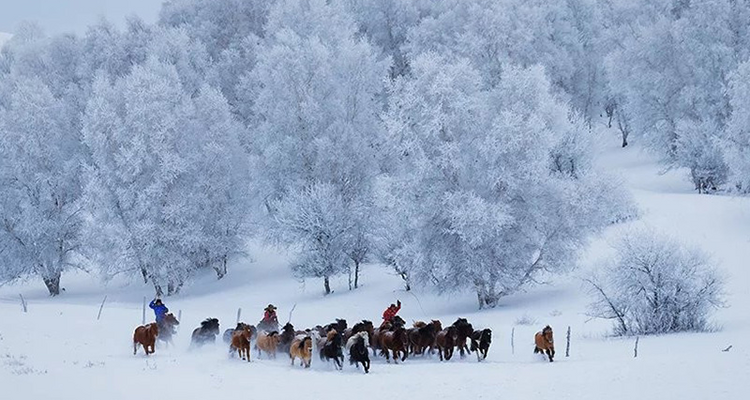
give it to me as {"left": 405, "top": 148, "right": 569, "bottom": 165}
{"left": 236, "top": 307, "right": 242, "bottom": 324}
{"left": 566, "top": 326, "right": 571, "bottom": 357}
{"left": 511, "top": 327, "right": 515, "bottom": 355}
{"left": 19, "top": 294, "right": 27, "bottom": 313}
{"left": 634, "top": 336, "right": 639, "bottom": 358}
{"left": 97, "top": 295, "right": 107, "bottom": 320}
{"left": 178, "top": 309, "right": 182, "bottom": 322}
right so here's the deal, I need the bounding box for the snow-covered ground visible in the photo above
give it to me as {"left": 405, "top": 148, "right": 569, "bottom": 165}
{"left": 1, "top": 132, "right": 747, "bottom": 399}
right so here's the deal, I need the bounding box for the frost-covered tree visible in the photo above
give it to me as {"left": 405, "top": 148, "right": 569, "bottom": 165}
{"left": 605, "top": 0, "right": 745, "bottom": 190}
{"left": 0, "top": 77, "right": 83, "bottom": 295}
{"left": 725, "top": 61, "right": 750, "bottom": 192}
{"left": 381, "top": 54, "right": 632, "bottom": 308}
{"left": 587, "top": 229, "right": 724, "bottom": 335}
{"left": 82, "top": 58, "right": 249, "bottom": 295}
{"left": 404, "top": 0, "right": 608, "bottom": 123}
{"left": 248, "top": 0, "right": 389, "bottom": 294}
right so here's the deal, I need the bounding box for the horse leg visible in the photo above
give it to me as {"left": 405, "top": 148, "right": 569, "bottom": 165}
{"left": 133, "top": 341, "right": 137, "bottom": 355}
{"left": 364, "top": 359, "right": 370, "bottom": 373}
{"left": 438, "top": 346, "right": 444, "bottom": 361}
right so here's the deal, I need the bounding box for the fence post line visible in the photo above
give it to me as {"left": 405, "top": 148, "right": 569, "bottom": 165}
{"left": 634, "top": 336, "right": 639, "bottom": 358}
{"left": 97, "top": 295, "right": 107, "bottom": 320}
{"left": 178, "top": 309, "right": 182, "bottom": 322}
{"left": 19, "top": 294, "right": 27, "bottom": 313}
{"left": 565, "top": 326, "right": 571, "bottom": 357}
{"left": 236, "top": 307, "right": 242, "bottom": 324}
{"left": 511, "top": 327, "right": 515, "bottom": 355}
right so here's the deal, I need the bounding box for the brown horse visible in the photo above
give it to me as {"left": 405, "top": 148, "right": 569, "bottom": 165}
{"left": 230, "top": 324, "right": 254, "bottom": 362}
{"left": 133, "top": 323, "right": 159, "bottom": 355}
{"left": 408, "top": 320, "right": 441, "bottom": 355}
{"left": 380, "top": 327, "right": 408, "bottom": 363}
{"left": 157, "top": 313, "right": 179, "bottom": 346}
{"left": 256, "top": 331, "right": 281, "bottom": 358}
{"left": 534, "top": 325, "right": 555, "bottom": 362}
{"left": 290, "top": 335, "right": 313, "bottom": 368}
{"left": 435, "top": 326, "right": 457, "bottom": 361}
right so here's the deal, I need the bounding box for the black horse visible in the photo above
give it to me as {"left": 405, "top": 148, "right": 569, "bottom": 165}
{"left": 321, "top": 330, "right": 344, "bottom": 370}
{"left": 470, "top": 328, "right": 492, "bottom": 361}
{"left": 347, "top": 332, "right": 370, "bottom": 373}
{"left": 451, "top": 318, "right": 474, "bottom": 357}
{"left": 191, "top": 318, "right": 220, "bottom": 348}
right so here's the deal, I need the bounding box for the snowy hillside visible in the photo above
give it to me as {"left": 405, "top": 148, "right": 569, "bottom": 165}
{"left": 0, "top": 135, "right": 745, "bottom": 399}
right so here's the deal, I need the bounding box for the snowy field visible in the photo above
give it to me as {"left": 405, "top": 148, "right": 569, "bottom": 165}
{"left": 1, "top": 136, "right": 747, "bottom": 399}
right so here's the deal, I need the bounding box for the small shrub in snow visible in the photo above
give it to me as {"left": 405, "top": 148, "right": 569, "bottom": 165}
{"left": 587, "top": 229, "right": 724, "bottom": 336}
{"left": 514, "top": 314, "right": 538, "bottom": 326}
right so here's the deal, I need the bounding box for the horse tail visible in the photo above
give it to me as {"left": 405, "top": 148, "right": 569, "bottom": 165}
{"left": 533, "top": 346, "right": 540, "bottom": 354}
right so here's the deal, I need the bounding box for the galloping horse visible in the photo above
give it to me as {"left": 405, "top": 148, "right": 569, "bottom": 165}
{"left": 133, "top": 323, "right": 159, "bottom": 355}
{"left": 157, "top": 313, "right": 179, "bottom": 346}
{"left": 230, "top": 323, "right": 254, "bottom": 362}
{"left": 256, "top": 331, "right": 281, "bottom": 358}
{"left": 290, "top": 335, "right": 313, "bottom": 368}
{"left": 534, "top": 325, "right": 555, "bottom": 362}
{"left": 470, "top": 328, "right": 492, "bottom": 361}
{"left": 408, "top": 320, "right": 441, "bottom": 355}
{"left": 380, "top": 327, "right": 408, "bottom": 363}
{"left": 191, "top": 318, "right": 220, "bottom": 348}
{"left": 435, "top": 326, "right": 457, "bottom": 361}
{"left": 451, "top": 318, "right": 474, "bottom": 357}
{"left": 321, "top": 329, "right": 345, "bottom": 370}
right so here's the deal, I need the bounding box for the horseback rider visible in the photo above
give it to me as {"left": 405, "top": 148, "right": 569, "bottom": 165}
{"left": 259, "top": 303, "right": 279, "bottom": 331}
{"left": 149, "top": 297, "right": 168, "bottom": 324}
{"left": 382, "top": 300, "right": 401, "bottom": 323}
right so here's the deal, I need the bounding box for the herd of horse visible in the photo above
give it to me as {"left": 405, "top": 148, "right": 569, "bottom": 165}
{"left": 133, "top": 313, "right": 557, "bottom": 372}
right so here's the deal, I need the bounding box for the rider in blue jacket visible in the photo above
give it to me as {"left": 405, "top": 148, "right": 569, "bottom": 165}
{"left": 149, "top": 298, "right": 168, "bottom": 323}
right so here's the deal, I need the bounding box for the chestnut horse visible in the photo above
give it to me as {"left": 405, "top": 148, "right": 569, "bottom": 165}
{"left": 133, "top": 323, "right": 159, "bottom": 355}
{"left": 534, "top": 325, "right": 555, "bottom": 362}
{"left": 230, "top": 324, "right": 254, "bottom": 362}
{"left": 435, "top": 326, "right": 457, "bottom": 361}
{"left": 380, "top": 327, "right": 408, "bottom": 363}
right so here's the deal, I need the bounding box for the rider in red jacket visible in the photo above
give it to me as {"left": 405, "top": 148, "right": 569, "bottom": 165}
{"left": 382, "top": 300, "right": 401, "bottom": 322}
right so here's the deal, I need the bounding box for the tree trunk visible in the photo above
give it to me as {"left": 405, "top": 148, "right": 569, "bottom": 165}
{"left": 323, "top": 276, "right": 331, "bottom": 295}
{"left": 214, "top": 256, "right": 228, "bottom": 280}
{"left": 354, "top": 260, "right": 360, "bottom": 289}
{"left": 347, "top": 266, "right": 353, "bottom": 291}
{"left": 154, "top": 283, "right": 164, "bottom": 297}
{"left": 141, "top": 268, "right": 149, "bottom": 284}
{"left": 43, "top": 271, "right": 61, "bottom": 296}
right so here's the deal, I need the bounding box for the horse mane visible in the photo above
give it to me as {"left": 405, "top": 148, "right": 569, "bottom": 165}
{"left": 326, "top": 329, "right": 338, "bottom": 341}
{"left": 297, "top": 336, "right": 311, "bottom": 349}
{"left": 201, "top": 318, "right": 219, "bottom": 329}
{"left": 268, "top": 330, "right": 279, "bottom": 337}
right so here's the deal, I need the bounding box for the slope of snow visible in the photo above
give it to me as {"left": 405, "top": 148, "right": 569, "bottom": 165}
{"left": 1, "top": 132, "right": 747, "bottom": 399}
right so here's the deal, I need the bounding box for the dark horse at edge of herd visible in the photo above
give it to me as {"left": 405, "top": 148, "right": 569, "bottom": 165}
{"left": 134, "top": 314, "right": 556, "bottom": 367}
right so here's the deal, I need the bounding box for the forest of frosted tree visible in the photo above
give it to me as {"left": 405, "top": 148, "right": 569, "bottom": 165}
{"left": 0, "top": 0, "right": 747, "bottom": 307}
